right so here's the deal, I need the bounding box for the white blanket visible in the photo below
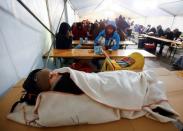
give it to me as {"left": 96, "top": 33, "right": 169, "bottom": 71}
{"left": 7, "top": 67, "right": 179, "bottom": 127}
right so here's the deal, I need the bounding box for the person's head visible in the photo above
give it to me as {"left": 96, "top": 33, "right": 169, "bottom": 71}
{"left": 94, "top": 22, "right": 99, "bottom": 28}
{"left": 58, "top": 22, "right": 71, "bottom": 36}
{"left": 77, "top": 22, "right": 83, "bottom": 30}
{"left": 119, "top": 15, "right": 123, "bottom": 20}
{"left": 147, "top": 25, "right": 151, "bottom": 28}
{"left": 105, "top": 21, "right": 117, "bottom": 35}
{"left": 173, "top": 28, "right": 179, "bottom": 33}
{"left": 23, "top": 69, "right": 62, "bottom": 94}
{"left": 157, "top": 25, "right": 162, "bottom": 30}
{"left": 72, "top": 22, "right": 77, "bottom": 27}
{"left": 165, "top": 28, "right": 171, "bottom": 33}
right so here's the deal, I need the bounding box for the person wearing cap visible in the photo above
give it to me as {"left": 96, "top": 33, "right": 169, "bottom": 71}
{"left": 94, "top": 21, "right": 120, "bottom": 50}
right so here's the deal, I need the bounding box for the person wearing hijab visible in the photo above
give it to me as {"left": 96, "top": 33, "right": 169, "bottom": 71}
{"left": 56, "top": 22, "right": 73, "bottom": 49}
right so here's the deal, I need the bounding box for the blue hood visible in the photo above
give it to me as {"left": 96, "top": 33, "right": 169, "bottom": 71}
{"left": 106, "top": 21, "right": 117, "bottom": 29}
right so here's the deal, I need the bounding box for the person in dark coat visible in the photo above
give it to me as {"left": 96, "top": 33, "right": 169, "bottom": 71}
{"left": 76, "top": 22, "right": 87, "bottom": 39}
{"left": 71, "top": 22, "right": 79, "bottom": 40}
{"left": 148, "top": 27, "right": 157, "bottom": 35}
{"left": 156, "top": 25, "right": 164, "bottom": 37}
{"left": 92, "top": 22, "right": 100, "bottom": 40}
{"left": 164, "top": 28, "right": 174, "bottom": 40}
{"left": 56, "top": 22, "right": 73, "bottom": 49}
{"left": 173, "top": 29, "right": 181, "bottom": 40}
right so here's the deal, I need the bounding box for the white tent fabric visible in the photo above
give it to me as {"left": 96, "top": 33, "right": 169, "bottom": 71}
{"left": 70, "top": 0, "right": 183, "bottom": 18}
{"left": 0, "top": 0, "right": 183, "bottom": 95}
{"left": 0, "top": 0, "right": 77, "bottom": 95}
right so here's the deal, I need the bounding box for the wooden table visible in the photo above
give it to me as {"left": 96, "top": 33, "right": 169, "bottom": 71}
{"left": 72, "top": 40, "right": 136, "bottom": 46}
{"left": 142, "top": 34, "right": 182, "bottom": 45}
{"left": 72, "top": 40, "right": 94, "bottom": 45}
{"left": 141, "top": 34, "right": 183, "bottom": 61}
{"left": 48, "top": 49, "right": 156, "bottom": 59}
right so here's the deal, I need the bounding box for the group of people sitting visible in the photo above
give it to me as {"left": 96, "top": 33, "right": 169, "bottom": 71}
{"left": 71, "top": 15, "right": 133, "bottom": 41}
{"left": 55, "top": 20, "right": 122, "bottom": 71}
{"left": 55, "top": 15, "right": 134, "bottom": 50}
{"left": 135, "top": 24, "right": 182, "bottom": 55}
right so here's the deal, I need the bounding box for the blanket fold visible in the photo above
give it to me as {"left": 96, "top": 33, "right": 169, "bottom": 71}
{"left": 7, "top": 67, "right": 179, "bottom": 127}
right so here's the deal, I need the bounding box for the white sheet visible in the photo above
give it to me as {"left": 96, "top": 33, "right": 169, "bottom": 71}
{"left": 7, "top": 67, "right": 179, "bottom": 127}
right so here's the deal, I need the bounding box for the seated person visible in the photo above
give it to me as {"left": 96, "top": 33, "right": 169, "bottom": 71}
{"left": 147, "top": 27, "right": 156, "bottom": 36}
{"left": 173, "top": 28, "right": 182, "bottom": 40}
{"left": 164, "top": 28, "right": 174, "bottom": 40}
{"left": 56, "top": 22, "right": 73, "bottom": 49}
{"left": 94, "top": 21, "right": 120, "bottom": 50}
{"left": 71, "top": 22, "right": 79, "bottom": 40}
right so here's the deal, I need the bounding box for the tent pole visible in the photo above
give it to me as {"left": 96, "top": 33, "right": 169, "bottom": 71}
{"left": 17, "top": 0, "right": 55, "bottom": 36}
{"left": 45, "top": 0, "right": 68, "bottom": 68}
{"left": 64, "top": 0, "right": 69, "bottom": 23}
{"left": 45, "top": 0, "right": 53, "bottom": 34}
{"left": 45, "top": 0, "right": 56, "bottom": 68}
{"left": 17, "top": 0, "right": 56, "bottom": 69}
{"left": 56, "top": 0, "right": 68, "bottom": 33}
{"left": 171, "top": 16, "right": 176, "bottom": 30}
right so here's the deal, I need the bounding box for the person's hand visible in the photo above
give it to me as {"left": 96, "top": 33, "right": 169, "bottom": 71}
{"left": 68, "top": 31, "right": 73, "bottom": 37}
{"left": 102, "top": 46, "right": 106, "bottom": 50}
{"left": 49, "top": 71, "right": 61, "bottom": 85}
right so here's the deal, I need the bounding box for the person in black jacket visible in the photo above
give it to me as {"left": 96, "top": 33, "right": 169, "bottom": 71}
{"left": 156, "top": 25, "right": 165, "bottom": 55}
{"left": 56, "top": 22, "right": 73, "bottom": 49}
{"left": 164, "top": 28, "right": 174, "bottom": 40}
{"left": 156, "top": 25, "right": 164, "bottom": 37}
{"left": 173, "top": 28, "right": 181, "bottom": 40}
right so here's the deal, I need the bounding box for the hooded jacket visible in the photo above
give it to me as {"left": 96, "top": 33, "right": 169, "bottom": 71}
{"left": 94, "top": 21, "right": 120, "bottom": 50}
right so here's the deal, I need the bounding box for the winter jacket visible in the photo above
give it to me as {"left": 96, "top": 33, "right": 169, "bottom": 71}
{"left": 94, "top": 30, "right": 120, "bottom": 50}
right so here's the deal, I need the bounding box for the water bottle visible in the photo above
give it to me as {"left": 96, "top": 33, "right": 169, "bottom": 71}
{"left": 80, "top": 37, "right": 83, "bottom": 45}
{"left": 85, "top": 37, "right": 88, "bottom": 44}
{"left": 94, "top": 46, "right": 102, "bottom": 55}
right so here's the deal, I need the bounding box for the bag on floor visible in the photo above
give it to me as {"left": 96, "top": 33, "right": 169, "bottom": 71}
{"left": 70, "top": 62, "right": 94, "bottom": 73}
{"left": 173, "top": 56, "right": 183, "bottom": 69}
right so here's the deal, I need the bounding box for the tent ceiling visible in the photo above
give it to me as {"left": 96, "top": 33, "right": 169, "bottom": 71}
{"left": 159, "top": 1, "right": 183, "bottom": 16}
{"left": 69, "top": 0, "right": 183, "bottom": 18}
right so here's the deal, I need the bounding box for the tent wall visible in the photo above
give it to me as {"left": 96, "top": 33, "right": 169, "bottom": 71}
{"left": 47, "top": 0, "right": 66, "bottom": 34}
{"left": 67, "top": 1, "right": 76, "bottom": 26}
{"left": 0, "top": 0, "right": 78, "bottom": 95}
{"left": 46, "top": 0, "right": 76, "bottom": 33}
{"left": 172, "top": 16, "right": 183, "bottom": 32}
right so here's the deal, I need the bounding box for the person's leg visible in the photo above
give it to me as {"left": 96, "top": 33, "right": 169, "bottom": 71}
{"left": 158, "top": 42, "right": 165, "bottom": 55}
{"left": 91, "top": 59, "right": 101, "bottom": 71}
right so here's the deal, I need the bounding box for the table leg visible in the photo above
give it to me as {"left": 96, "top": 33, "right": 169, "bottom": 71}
{"left": 170, "top": 46, "right": 177, "bottom": 64}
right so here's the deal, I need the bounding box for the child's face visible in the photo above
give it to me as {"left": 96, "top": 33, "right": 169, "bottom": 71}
{"left": 106, "top": 26, "right": 114, "bottom": 34}
{"left": 49, "top": 71, "right": 61, "bottom": 86}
